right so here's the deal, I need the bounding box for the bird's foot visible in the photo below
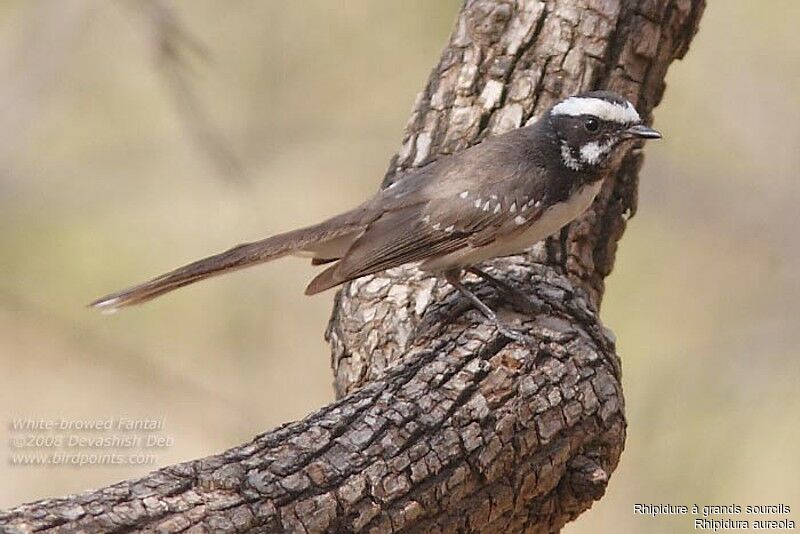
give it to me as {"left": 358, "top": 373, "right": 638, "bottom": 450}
{"left": 445, "top": 269, "right": 536, "bottom": 347}
{"left": 492, "top": 318, "right": 536, "bottom": 347}
{"left": 467, "top": 267, "right": 546, "bottom": 315}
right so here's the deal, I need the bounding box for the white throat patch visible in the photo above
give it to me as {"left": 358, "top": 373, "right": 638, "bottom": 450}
{"left": 552, "top": 97, "right": 640, "bottom": 124}
{"left": 579, "top": 139, "right": 614, "bottom": 165}
{"left": 560, "top": 141, "right": 582, "bottom": 171}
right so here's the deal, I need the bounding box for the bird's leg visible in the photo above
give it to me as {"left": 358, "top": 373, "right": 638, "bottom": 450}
{"left": 466, "top": 266, "right": 545, "bottom": 314}
{"left": 443, "top": 270, "right": 534, "bottom": 345}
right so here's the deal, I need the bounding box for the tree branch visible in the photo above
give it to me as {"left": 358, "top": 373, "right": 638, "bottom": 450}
{"left": 0, "top": 0, "right": 704, "bottom": 532}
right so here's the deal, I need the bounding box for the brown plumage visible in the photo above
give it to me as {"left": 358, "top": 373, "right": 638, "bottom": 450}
{"left": 90, "top": 210, "right": 366, "bottom": 310}
{"left": 90, "top": 91, "right": 661, "bottom": 319}
{"left": 91, "top": 126, "right": 546, "bottom": 311}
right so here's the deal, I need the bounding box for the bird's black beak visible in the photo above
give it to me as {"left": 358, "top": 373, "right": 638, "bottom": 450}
{"left": 624, "top": 124, "right": 662, "bottom": 139}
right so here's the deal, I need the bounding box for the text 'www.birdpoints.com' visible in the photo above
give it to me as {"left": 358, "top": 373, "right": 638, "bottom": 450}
{"left": 5, "top": 416, "right": 172, "bottom": 468}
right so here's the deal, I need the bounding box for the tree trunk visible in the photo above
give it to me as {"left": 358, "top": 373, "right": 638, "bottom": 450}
{"left": 0, "top": 1, "right": 704, "bottom": 532}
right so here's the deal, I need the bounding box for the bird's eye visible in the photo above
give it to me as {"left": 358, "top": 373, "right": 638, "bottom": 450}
{"left": 584, "top": 117, "right": 600, "bottom": 132}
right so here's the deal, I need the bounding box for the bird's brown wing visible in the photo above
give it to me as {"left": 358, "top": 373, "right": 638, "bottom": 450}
{"left": 305, "top": 178, "right": 546, "bottom": 294}
{"left": 92, "top": 127, "right": 548, "bottom": 309}
{"left": 305, "top": 207, "right": 467, "bottom": 294}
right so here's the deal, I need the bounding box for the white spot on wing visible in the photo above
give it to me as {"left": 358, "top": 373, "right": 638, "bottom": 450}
{"left": 510, "top": 202, "right": 517, "bottom": 213}
{"left": 459, "top": 191, "right": 469, "bottom": 199}
{"left": 482, "top": 200, "right": 491, "bottom": 211}
{"left": 551, "top": 97, "right": 640, "bottom": 124}
{"left": 474, "top": 198, "right": 482, "bottom": 208}
{"left": 493, "top": 203, "right": 501, "bottom": 214}
{"left": 420, "top": 182, "right": 604, "bottom": 271}
{"left": 444, "top": 225, "right": 455, "bottom": 233}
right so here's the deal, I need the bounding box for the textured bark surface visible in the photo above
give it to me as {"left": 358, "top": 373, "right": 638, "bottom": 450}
{"left": 0, "top": 1, "right": 704, "bottom": 533}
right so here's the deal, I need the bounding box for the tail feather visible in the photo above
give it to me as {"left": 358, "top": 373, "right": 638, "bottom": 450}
{"left": 304, "top": 263, "right": 341, "bottom": 295}
{"left": 90, "top": 215, "right": 364, "bottom": 312}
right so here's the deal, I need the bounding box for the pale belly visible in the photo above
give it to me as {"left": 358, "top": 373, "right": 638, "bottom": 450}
{"left": 421, "top": 180, "right": 603, "bottom": 271}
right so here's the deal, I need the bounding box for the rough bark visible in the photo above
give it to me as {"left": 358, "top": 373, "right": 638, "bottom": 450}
{"left": 0, "top": 1, "right": 704, "bottom": 533}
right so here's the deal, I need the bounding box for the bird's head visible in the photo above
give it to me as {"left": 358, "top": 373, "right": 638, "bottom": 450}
{"left": 548, "top": 91, "right": 661, "bottom": 174}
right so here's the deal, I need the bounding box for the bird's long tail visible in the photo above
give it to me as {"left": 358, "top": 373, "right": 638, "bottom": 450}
{"left": 89, "top": 213, "right": 364, "bottom": 313}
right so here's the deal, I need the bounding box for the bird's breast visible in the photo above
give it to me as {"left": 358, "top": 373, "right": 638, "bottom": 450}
{"left": 500, "top": 179, "right": 603, "bottom": 254}
{"left": 421, "top": 180, "right": 603, "bottom": 271}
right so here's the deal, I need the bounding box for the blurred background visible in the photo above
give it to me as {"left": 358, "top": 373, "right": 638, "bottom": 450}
{"left": 0, "top": 1, "right": 797, "bottom": 531}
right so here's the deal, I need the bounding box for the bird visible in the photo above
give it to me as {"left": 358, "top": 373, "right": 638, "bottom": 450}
{"left": 90, "top": 90, "right": 661, "bottom": 340}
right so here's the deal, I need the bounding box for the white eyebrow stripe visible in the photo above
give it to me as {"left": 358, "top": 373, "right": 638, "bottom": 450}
{"left": 551, "top": 97, "right": 640, "bottom": 124}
